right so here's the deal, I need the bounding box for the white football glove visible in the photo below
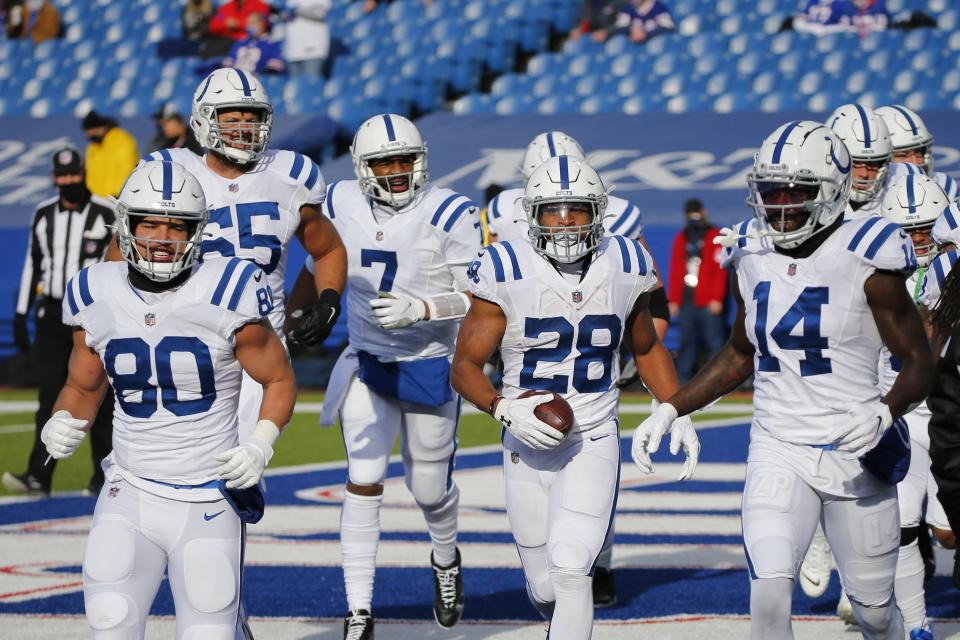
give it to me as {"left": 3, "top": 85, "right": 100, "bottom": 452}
{"left": 41, "top": 410, "right": 89, "bottom": 460}
{"left": 214, "top": 420, "right": 280, "bottom": 489}
{"left": 631, "top": 401, "right": 700, "bottom": 480}
{"left": 369, "top": 292, "right": 426, "bottom": 330}
{"left": 494, "top": 396, "right": 564, "bottom": 450}
{"left": 828, "top": 402, "right": 893, "bottom": 460}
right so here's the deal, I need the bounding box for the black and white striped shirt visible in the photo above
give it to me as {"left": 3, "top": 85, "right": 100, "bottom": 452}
{"left": 16, "top": 194, "right": 115, "bottom": 316}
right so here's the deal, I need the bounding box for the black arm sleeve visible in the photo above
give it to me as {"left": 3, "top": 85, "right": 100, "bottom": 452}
{"left": 648, "top": 286, "right": 669, "bottom": 323}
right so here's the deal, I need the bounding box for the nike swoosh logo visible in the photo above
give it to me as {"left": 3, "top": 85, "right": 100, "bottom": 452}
{"left": 254, "top": 272, "right": 263, "bottom": 282}
{"left": 590, "top": 434, "right": 611, "bottom": 442}
{"left": 204, "top": 510, "right": 226, "bottom": 521}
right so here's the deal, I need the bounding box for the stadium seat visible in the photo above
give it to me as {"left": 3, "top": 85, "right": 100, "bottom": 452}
{"left": 713, "top": 92, "right": 760, "bottom": 113}
{"left": 453, "top": 93, "right": 494, "bottom": 114}
{"left": 579, "top": 94, "right": 620, "bottom": 114}
{"left": 495, "top": 94, "right": 535, "bottom": 114}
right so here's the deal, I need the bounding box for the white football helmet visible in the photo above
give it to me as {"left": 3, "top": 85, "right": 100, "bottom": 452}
{"left": 520, "top": 131, "right": 586, "bottom": 184}
{"left": 522, "top": 155, "right": 607, "bottom": 263}
{"left": 115, "top": 161, "right": 208, "bottom": 282}
{"left": 191, "top": 68, "right": 273, "bottom": 165}
{"left": 875, "top": 105, "right": 934, "bottom": 174}
{"left": 350, "top": 113, "right": 428, "bottom": 208}
{"left": 828, "top": 103, "right": 892, "bottom": 203}
{"left": 933, "top": 202, "right": 960, "bottom": 248}
{"left": 747, "top": 120, "right": 852, "bottom": 249}
{"left": 880, "top": 174, "right": 947, "bottom": 266}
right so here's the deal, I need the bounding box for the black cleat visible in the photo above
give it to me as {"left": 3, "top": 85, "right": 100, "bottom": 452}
{"left": 592, "top": 567, "right": 617, "bottom": 608}
{"left": 343, "top": 609, "right": 373, "bottom": 640}
{"left": 431, "top": 548, "right": 464, "bottom": 627}
{"left": 2, "top": 472, "right": 48, "bottom": 497}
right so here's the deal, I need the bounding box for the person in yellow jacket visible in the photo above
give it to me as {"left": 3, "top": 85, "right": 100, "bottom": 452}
{"left": 82, "top": 110, "right": 139, "bottom": 198}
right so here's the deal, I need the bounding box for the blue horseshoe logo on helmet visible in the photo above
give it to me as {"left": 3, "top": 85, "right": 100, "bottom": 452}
{"left": 829, "top": 138, "right": 851, "bottom": 175}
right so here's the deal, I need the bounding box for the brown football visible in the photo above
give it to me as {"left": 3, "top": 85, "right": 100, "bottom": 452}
{"left": 519, "top": 390, "right": 574, "bottom": 434}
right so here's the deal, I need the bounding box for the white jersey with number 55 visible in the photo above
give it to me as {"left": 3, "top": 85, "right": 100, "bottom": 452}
{"left": 469, "top": 236, "right": 657, "bottom": 432}
{"left": 145, "top": 147, "right": 326, "bottom": 334}
{"left": 724, "top": 215, "right": 918, "bottom": 445}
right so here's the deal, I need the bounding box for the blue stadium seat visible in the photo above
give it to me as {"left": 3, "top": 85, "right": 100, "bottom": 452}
{"left": 495, "top": 94, "right": 535, "bottom": 114}
{"left": 453, "top": 93, "right": 494, "bottom": 114}
{"left": 578, "top": 94, "right": 619, "bottom": 114}
{"left": 905, "top": 90, "right": 950, "bottom": 111}
{"left": 807, "top": 91, "right": 844, "bottom": 114}
{"left": 713, "top": 92, "right": 760, "bottom": 113}
{"left": 666, "top": 93, "right": 710, "bottom": 113}
{"left": 622, "top": 93, "right": 665, "bottom": 114}
{"left": 760, "top": 91, "right": 803, "bottom": 112}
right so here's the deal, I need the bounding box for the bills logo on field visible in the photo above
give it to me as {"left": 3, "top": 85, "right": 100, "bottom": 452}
{"left": 572, "top": 291, "right": 582, "bottom": 303}
{"left": 787, "top": 263, "right": 797, "bottom": 277}
{"left": 144, "top": 313, "right": 156, "bottom": 326}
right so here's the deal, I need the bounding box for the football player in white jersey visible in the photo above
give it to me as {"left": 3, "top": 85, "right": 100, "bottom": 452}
{"left": 876, "top": 105, "right": 960, "bottom": 203}
{"left": 41, "top": 161, "right": 296, "bottom": 639}
{"left": 451, "top": 155, "right": 699, "bottom": 640}
{"left": 312, "top": 114, "right": 480, "bottom": 639}
{"left": 637, "top": 121, "right": 933, "bottom": 640}
{"left": 145, "top": 68, "right": 346, "bottom": 440}
{"left": 485, "top": 131, "right": 669, "bottom": 605}
{"left": 485, "top": 131, "right": 669, "bottom": 339}
{"left": 871, "top": 174, "right": 953, "bottom": 639}
{"left": 828, "top": 103, "right": 893, "bottom": 218}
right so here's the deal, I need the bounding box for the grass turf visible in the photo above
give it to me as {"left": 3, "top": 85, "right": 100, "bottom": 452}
{"left": 0, "top": 391, "right": 751, "bottom": 496}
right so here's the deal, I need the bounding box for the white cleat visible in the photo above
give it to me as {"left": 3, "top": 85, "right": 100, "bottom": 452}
{"left": 799, "top": 525, "right": 832, "bottom": 598}
{"left": 837, "top": 589, "right": 856, "bottom": 626}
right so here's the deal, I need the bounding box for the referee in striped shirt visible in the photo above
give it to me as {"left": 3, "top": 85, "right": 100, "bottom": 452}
{"left": 2, "top": 147, "right": 117, "bottom": 496}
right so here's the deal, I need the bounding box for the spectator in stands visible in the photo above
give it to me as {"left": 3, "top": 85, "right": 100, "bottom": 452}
{"left": 614, "top": 0, "right": 675, "bottom": 43}
{"left": 1, "top": 147, "right": 116, "bottom": 498}
{"left": 223, "top": 12, "right": 286, "bottom": 75}
{"left": 568, "top": 0, "right": 622, "bottom": 43}
{"left": 793, "top": 0, "right": 889, "bottom": 35}
{"left": 182, "top": 0, "right": 214, "bottom": 42}
{"left": 283, "top": 0, "right": 331, "bottom": 78}
{"left": 667, "top": 198, "right": 727, "bottom": 383}
{"left": 146, "top": 103, "right": 202, "bottom": 156}
{"left": 209, "top": 0, "right": 270, "bottom": 40}
{"left": 81, "top": 110, "right": 139, "bottom": 199}
{"left": 3, "top": 0, "right": 60, "bottom": 43}
{"left": 204, "top": 0, "right": 270, "bottom": 57}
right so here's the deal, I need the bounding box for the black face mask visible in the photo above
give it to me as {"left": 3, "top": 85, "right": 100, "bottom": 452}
{"left": 59, "top": 182, "right": 88, "bottom": 203}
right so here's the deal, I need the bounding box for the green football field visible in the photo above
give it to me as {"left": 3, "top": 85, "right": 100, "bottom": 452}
{"left": 0, "top": 389, "right": 752, "bottom": 496}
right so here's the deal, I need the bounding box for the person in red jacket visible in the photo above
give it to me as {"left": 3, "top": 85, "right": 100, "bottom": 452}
{"left": 208, "top": 0, "right": 270, "bottom": 41}
{"left": 667, "top": 198, "right": 728, "bottom": 382}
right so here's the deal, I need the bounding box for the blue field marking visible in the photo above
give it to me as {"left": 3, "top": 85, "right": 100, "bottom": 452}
{"left": 3, "top": 564, "right": 958, "bottom": 622}
{"left": 6, "top": 419, "right": 958, "bottom": 625}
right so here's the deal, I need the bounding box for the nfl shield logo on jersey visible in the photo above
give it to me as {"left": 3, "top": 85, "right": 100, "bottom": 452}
{"left": 787, "top": 263, "right": 797, "bottom": 277}
{"left": 144, "top": 313, "right": 156, "bottom": 326}
{"left": 229, "top": 183, "right": 239, "bottom": 193}
{"left": 572, "top": 291, "right": 582, "bottom": 303}
{"left": 108, "top": 486, "right": 120, "bottom": 498}
{"left": 376, "top": 231, "right": 384, "bottom": 241}
{"left": 511, "top": 452, "right": 520, "bottom": 464}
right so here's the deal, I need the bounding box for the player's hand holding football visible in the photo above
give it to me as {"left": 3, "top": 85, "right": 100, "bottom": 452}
{"left": 828, "top": 402, "right": 893, "bottom": 460}
{"left": 41, "top": 410, "right": 89, "bottom": 460}
{"left": 632, "top": 401, "right": 700, "bottom": 480}
{"left": 493, "top": 395, "right": 564, "bottom": 450}
{"left": 214, "top": 420, "right": 280, "bottom": 489}
{"left": 369, "top": 291, "right": 426, "bottom": 330}
{"left": 288, "top": 289, "right": 341, "bottom": 347}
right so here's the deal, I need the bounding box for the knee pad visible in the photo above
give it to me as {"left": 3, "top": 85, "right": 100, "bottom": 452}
{"left": 85, "top": 591, "right": 138, "bottom": 633}
{"left": 843, "top": 563, "right": 896, "bottom": 608}
{"left": 549, "top": 569, "right": 592, "bottom": 598}
{"left": 182, "top": 625, "right": 235, "bottom": 640}
{"left": 182, "top": 539, "right": 239, "bottom": 614}
{"left": 849, "top": 599, "right": 898, "bottom": 634}
{"left": 85, "top": 519, "right": 135, "bottom": 584}
{"left": 550, "top": 539, "right": 593, "bottom": 575}
{"left": 900, "top": 526, "right": 921, "bottom": 546}
{"left": 406, "top": 460, "right": 451, "bottom": 508}
{"left": 526, "top": 577, "right": 555, "bottom": 613}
